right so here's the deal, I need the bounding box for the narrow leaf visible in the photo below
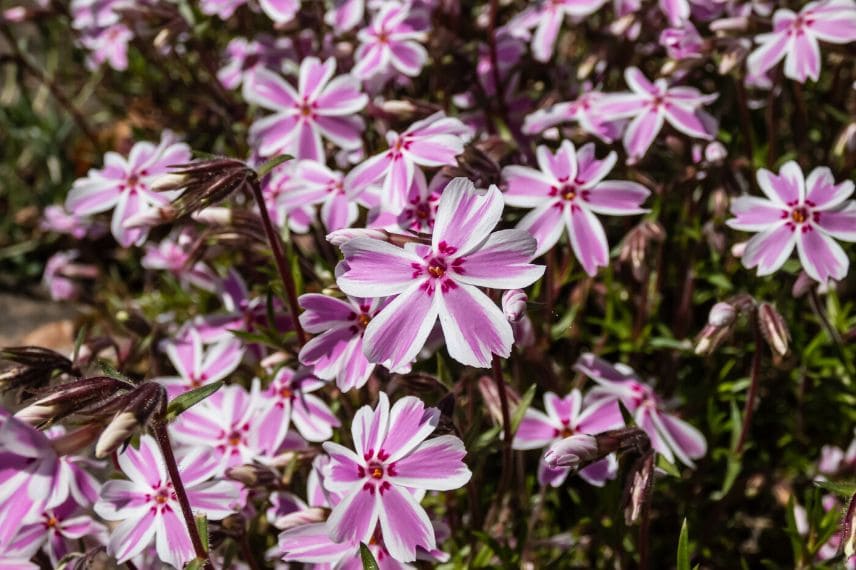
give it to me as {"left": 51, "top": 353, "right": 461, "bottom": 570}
{"left": 257, "top": 154, "right": 293, "bottom": 178}
{"left": 677, "top": 518, "right": 690, "bottom": 570}
{"left": 166, "top": 381, "right": 224, "bottom": 421}
{"left": 195, "top": 514, "right": 209, "bottom": 553}
{"left": 359, "top": 543, "right": 379, "bottom": 570}
{"left": 813, "top": 479, "right": 856, "bottom": 498}
{"left": 510, "top": 383, "right": 537, "bottom": 437}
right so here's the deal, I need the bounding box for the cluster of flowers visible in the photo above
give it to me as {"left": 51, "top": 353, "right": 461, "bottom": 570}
{"left": 5, "top": 0, "right": 856, "bottom": 567}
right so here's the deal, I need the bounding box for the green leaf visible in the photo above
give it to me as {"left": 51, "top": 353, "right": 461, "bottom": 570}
{"left": 359, "top": 543, "right": 380, "bottom": 570}
{"left": 510, "top": 383, "right": 536, "bottom": 437}
{"left": 95, "top": 359, "right": 136, "bottom": 387}
{"left": 677, "top": 518, "right": 690, "bottom": 570}
{"left": 813, "top": 479, "right": 856, "bottom": 498}
{"left": 71, "top": 324, "right": 88, "bottom": 363}
{"left": 185, "top": 559, "right": 204, "bottom": 570}
{"left": 166, "top": 381, "right": 224, "bottom": 421}
{"left": 472, "top": 424, "right": 502, "bottom": 452}
{"left": 257, "top": 154, "right": 293, "bottom": 178}
{"left": 195, "top": 515, "right": 209, "bottom": 553}
{"left": 657, "top": 454, "right": 682, "bottom": 478}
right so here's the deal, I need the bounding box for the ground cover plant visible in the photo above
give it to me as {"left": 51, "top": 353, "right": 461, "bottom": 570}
{"left": 1, "top": 0, "right": 856, "bottom": 568}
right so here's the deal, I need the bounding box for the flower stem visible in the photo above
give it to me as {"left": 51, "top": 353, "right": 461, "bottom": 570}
{"left": 247, "top": 174, "right": 307, "bottom": 347}
{"left": 491, "top": 354, "right": 514, "bottom": 500}
{"left": 152, "top": 419, "right": 214, "bottom": 570}
{"left": 735, "top": 314, "right": 763, "bottom": 454}
{"left": 239, "top": 534, "right": 260, "bottom": 570}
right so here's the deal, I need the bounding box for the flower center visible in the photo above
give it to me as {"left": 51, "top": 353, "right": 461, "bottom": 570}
{"left": 45, "top": 515, "right": 58, "bottom": 528}
{"left": 357, "top": 313, "right": 371, "bottom": 328}
{"left": 561, "top": 185, "right": 577, "bottom": 201}
{"left": 155, "top": 488, "right": 171, "bottom": 504}
{"left": 428, "top": 259, "right": 447, "bottom": 279}
{"left": 227, "top": 431, "right": 242, "bottom": 446}
{"left": 127, "top": 174, "right": 139, "bottom": 187}
{"left": 370, "top": 464, "right": 384, "bottom": 479}
{"left": 415, "top": 202, "right": 431, "bottom": 219}
{"left": 279, "top": 386, "right": 293, "bottom": 399}
{"left": 791, "top": 207, "right": 808, "bottom": 224}
{"left": 560, "top": 425, "right": 574, "bottom": 438}
{"left": 299, "top": 101, "right": 313, "bottom": 117}
{"left": 378, "top": 31, "right": 389, "bottom": 44}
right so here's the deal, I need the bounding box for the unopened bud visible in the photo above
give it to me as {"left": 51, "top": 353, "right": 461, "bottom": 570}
{"left": 226, "top": 463, "right": 279, "bottom": 487}
{"left": 544, "top": 434, "right": 599, "bottom": 469}
{"left": 791, "top": 272, "right": 815, "bottom": 298}
{"left": 757, "top": 303, "right": 789, "bottom": 357}
{"left": 190, "top": 207, "right": 233, "bottom": 226}
{"left": 705, "top": 141, "right": 728, "bottom": 164}
{"left": 502, "top": 289, "right": 528, "bottom": 323}
{"left": 15, "top": 376, "right": 128, "bottom": 426}
{"left": 708, "top": 302, "right": 737, "bottom": 327}
{"left": 123, "top": 206, "right": 176, "bottom": 229}
{"left": 274, "top": 507, "right": 327, "bottom": 530}
{"left": 50, "top": 423, "right": 102, "bottom": 456}
{"left": 624, "top": 451, "right": 655, "bottom": 525}
{"left": 326, "top": 228, "right": 388, "bottom": 246}
{"left": 95, "top": 383, "right": 166, "bottom": 458}
{"left": 477, "top": 376, "right": 521, "bottom": 426}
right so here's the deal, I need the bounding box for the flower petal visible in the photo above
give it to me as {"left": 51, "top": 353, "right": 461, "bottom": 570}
{"left": 565, "top": 205, "right": 609, "bottom": 276}
{"left": 796, "top": 225, "right": 849, "bottom": 282}
{"left": 453, "top": 229, "right": 544, "bottom": 289}
{"left": 741, "top": 222, "right": 797, "bottom": 276}
{"left": 326, "top": 484, "right": 380, "bottom": 545}
{"left": 432, "top": 179, "right": 504, "bottom": 256}
{"left": 584, "top": 180, "right": 650, "bottom": 215}
{"left": 379, "top": 396, "right": 440, "bottom": 462}
{"left": 502, "top": 165, "right": 555, "bottom": 208}
{"left": 338, "top": 238, "right": 422, "bottom": 297}
{"left": 517, "top": 201, "right": 566, "bottom": 258}
{"left": 377, "top": 483, "right": 436, "bottom": 562}
{"left": 727, "top": 196, "right": 787, "bottom": 231}
{"left": 437, "top": 282, "right": 514, "bottom": 368}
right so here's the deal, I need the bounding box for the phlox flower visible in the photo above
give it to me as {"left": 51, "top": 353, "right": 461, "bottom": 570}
{"left": 346, "top": 112, "right": 470, "bottom": 214}
{"left": 40, "top": 205, "right": 102, "bottom": 239}
{"left": 65, "top": 131, "right": 191, "bottom": 247}
{"left": 201, "top": 0, "right": 298, "bottom": 22}
{"left": 326, "top": 0, "right": 364, "bottom": 32}
{"left": 42, "top": 250, "right": 98, "bottom": 301}
{"left": 217, "top": 36, "right": 293, "bottom": 91}
{"left": 142, "top": 230, "right": 219, "bottom": 292}
{"left": 278, "top": 160, "right": 375, "bottom": 232}
{"left": 6, "top": 499, "right": 106, "bottom": 567}
{"left": 727, "top": 161, "right": 856, "bottom": 283}
{"left": 575, "top": 354, "right": 707, "bottom": 467}
{"left": 524, "top": 0, "right": 609, "bottom": 62}
{"left": 245, "top": 57, "right": 368, "bottom": 162}
{"left": 513, "top": 390, "right": 624, "bottom": 487}
{"left": 156, "top": 329, "right": 244, "bottom": 398}
{"left": 255, "top": 367, "right": 340, "bottom": 453}
{"left": 321, "top": 393, "right": 471, "bottom": 561}
{"left": 298, "top": 293, "right": 387, "bottom": 392}
{"left": 262, "top": 162, "right": 315, "bottom": 233}
{"left": 598, "top": 67, "right": 717, "bottom": 161}
{"left": 747, "top": 0, "right": 856, "bottom": 83}
{"left": 43, "top": 426, "right": 102, "bottom": 507}
{"left": 94, "top": 435, "right": 239, "bottom": 567}
{"left": 80, "top": 24, "right": 133, "bottom": 70}
{"left": 353, "top": 1, "right": 428, "bottom": 80}
{"left": 392, "top": 168, "right": 445, "bottom": 234}
{"left": 336, "top": 178, "right": 544, "bottom": 369}
{"left": 522, "top": 91, "right": 621, "bottom": 143}
{"left": 660, "top": 0, "right": 690, "bottom": 26}
{"left": 502, "top": 141, "right": 650, "bottom": 275}
{"left": 170, "top": 382, "right": 268, "bottom": 475}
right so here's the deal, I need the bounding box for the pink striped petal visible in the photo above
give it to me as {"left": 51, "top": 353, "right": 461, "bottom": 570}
{"left": 531, "top": 8, "right": 562, "bottom": 62}
{"left": 379, "top": 397, "right": 439, "bottom": 462}
{"left": 405, "top": 134, "right": 463, "bottom": 167}
{"left": 66, "top": 176, "right": 120, "bottom": 215}
{"left": 576, "top": 399, "right": 624, "bottom": 434}
{"left": 315, "top": 75, "right": 368, "bottom": 116}
{"left": 377, "top": 483, "right": 435, "bottom": 563}
{"left": 538, "top": 456, "right": 571, "bottom": 487}
{"left": 784, "top": 31, "right": 821, "bottom": 82}
{"left": 109, "top": 509, "right": 158, "bottom": 563}
{"left": 517, "top": 201, "right": 566, "bottom": 258}
{"left": 623, "top": 109, "right": 664, "bottom": 159}
{"left": 747, "top": 31, "right": 790, "bottom": 78}
{"left": 513, "top": 410, "right": 559, "bottom": 450}
{"left": 291, "top": 393, "right": 339, "bottom": 442}
{"left": 338, "top": 237, "right": 422, "bottom": 296}
{"left": 322, "top": 441, "right": 365, "bottom": 492}
{"left": 565, "top": 205, "right": 609, "bottom": 276}
{"left": 453, "top": 229, "right": 543, "bottom": 289}
{"left": 664, "top": 103, "right": 713, "bottom": 139}
{"left": 757, "top": 161, "right": 805, "bottom": 206}
{"left": 280, "top": 523, "right": 356, "bottom": 563}
{"left": 545, "top": 391, "right": 578, "bottom": 426}
{"left": 326, "top": 484, "right": 380, "bottom": 545}
{"left": 796, "top": 225, "right": 849, "bottom": 282}
{"left": 437, "top": 282, "right": 514, "bottom": 367}
{"left": 502, "top": 165, "right": 555, "bottom": 208}
{"left": 578, "top": 455, "right": 618, "bottom": 486}
{"left": 432, "top": 180, "right": 504, "bottom": 256}
{"left": 244, "top": 68, "right": 299, "bottom": 110}
{"left": 806, "top": 167, "right": 854, "bottom": 210}
{"left": 727, "top": 196, "right": 787, "bottom": 231}
{"left": 625, "top": 67, "right": 658, "bottom": 96}
{"left": 742, "top": 222, "right": 797, "bottom": 276}
{"left": 155, "top": 507, "right": 195, "bottom": 569}
{"left": 119, "top": 436, "right": 166, "bottom": 488}
{"left": 816, "top": 204, "right": 856, "bottom": 241}
{"left": 389, "top": 40, "right": 427, "bottom": 76}
{"left": 299, "top": 57, "right": 335, "bottom": 101}
{"left": 352, "top": 392, "right": 390, "bottom": 461}
{"left": 298, "top": 293, "right": 356, "bottom": 332}
{"left": 314, "top": 115, "right": 364, "bottom": 150}
{"left": 584, "top": 180, "right": 650, "bottom": 215}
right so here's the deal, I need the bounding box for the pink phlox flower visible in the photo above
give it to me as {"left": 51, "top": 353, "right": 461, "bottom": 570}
{"left": 598, "top": 67, "right": 718, "bottom": 160}
{"left": 70, "top": 0, "right": 125, "bottom": 29}
{"left": 747, "top": 0, "right": 856, "bottom": 83}
{"left": 80, "top": 23, "right": 133, "bottom": 70}
{"left": 245, "top": 56, "right": 368, "bottom": 162}
{"left": 142, "top": 229, "right": 219, "bottom": 291}
{"left": 502, "top": 141, "right": 650, "bottom": 275}
{"left": 298, "top": 292, "right": 388, "bottom": 392}
{"left": 65, "top": 131, "right": 191, "bottom": 247}
{"left": 726, "top": 161, "right": 856, "bottom": 283}
{"left": 513, "top": 390, "right": 624, "bottom": 487}
{"left": 326, "top": 0, "right": 365, "bottom": 32}
{"left": 170, "top": 381, "right": 269, "bottom": 475}
{"left": 392, "top": 168, "right": 446, "bottom": 234}
{"left": 199, "top": 0, "right": 245, "bottom": 19}
{"left": 353, "top": 1, "right": 429, "bottom": 80}
{"left": 42, "top": 250, "right": 98, "bottom": 301}
{"left": 94, "top": 435, "right": 239, "bottom": 567}
{"left": 156, "top": 328, "right": 245, "bottom": 398}
{"left": 6, "top": 498, "right": 107, "bottom": 567}
{"left": 336, "top": 178, "right": 545, "bottom": 369}
{"left": 262, "top": 162, "right": 316, "bottom": 233}
{"left": 217, "top": 36, "right": 294, "bottom": 91}
{"left": 660, "top": 21, "right": 704, "bottom": 60}
{"left": 522, "top": 90, "right": 622, "bottom": 143}
{"left": 575, "top": 354, "right": 707, "bottom": 467}
{"left": 320, "top": 393, "right": 471, "bottom": 562}
{"left": 345, "top": 112, "right": 471, "bottom": 214}
{"left": 254, "top": 367, "right": 340, "bottom": 454}
{"left": 279, "top": 160, "right": 375, "bottom": 232}
{"left": 43, "top": 426, "right": 103, "bottom": 507}
{"left": 0, "top": 407, "right": 66, "bottom": 547}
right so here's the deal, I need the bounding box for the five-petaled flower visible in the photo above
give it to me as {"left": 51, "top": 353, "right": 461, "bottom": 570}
{"left": 747, "top": 0, "right": 856, "bottom": 84}
{"left": 336, "top": 177, "right": 545, "bottom": 369}
{"left": 321, "top": 392, "right": 471, "bottom": 562}
{"left": 65, "top": 132, "right": 191, "bottom": 247}
{"left": 503, "top": 141, "right": 650, "bottom": 275}
{"left": 93, "top": 435, "right": 239, "bottom": 567}
{"left": 727, "top": 161, "right": 856, "bottom": 283}
{"left": 513, "top": 390, "right": 624, "bottom": 487}
{"left": 353, "top": 1, "right": 429, "bottom": 79}
{"left": 298, "top": 292, "right": 388, "bottom": 392}
{"left": 575, "top": 354, "right": 707, "bottom": 467}
{"left": 245, "top": 57, "right": 368, "bottom": 161}
{"left": 156, "top": 328, "right": 244, "bottom": 398}
{"left": 598, "top": 67, "right": 717, "bottom": 160}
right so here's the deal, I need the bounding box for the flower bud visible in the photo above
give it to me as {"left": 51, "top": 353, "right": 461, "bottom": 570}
{"left": 0, "top": 346, "right": 74, "bottom": 396}
{"left": 544, "top": 434, "right": 599, "bottom": 469}
{"left": 274, "top": 507, "right": 327, "bottom": 530}
{"left": 624, "top": 451, "right": 655, "bottom": 525}
{"left": 190, "top": 207, "right": 233, "bottom": 226}
{"left": 15, "top": 376, "right": 128, "bottom": 427}
{"left": 791, "top": 271, "right": 815, "bottom": 298}
{"left": 502, "top": 289, "right": 528, "bottom": 323}
{"left": 477, "top": 375, "right": 521, "bottom": 426}
{"left": 95, "top": 383, "right": 167, "bottom": 458}
{"left": 704, "top": 141, "right": 728, "bottom": 164}
{"left": 326, "top": 228, "right": 388, "bottom": 246}
{"left": 708, "top": 302, "right": 737, "bottom": 327}
{"left": 226, "top": 463, "right": 279, "bottom": 487}
{"left": 757, "top": 303, "right": 789, "bottom": 357}
{"left": 122, "top": 206, "right": 176, "bottom": 229}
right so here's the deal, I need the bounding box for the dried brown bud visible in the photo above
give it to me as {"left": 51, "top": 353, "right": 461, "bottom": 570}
{"left": 477, "top": 375, "right": 521, "bottom": 426}
{"left": 225, "top": 463, "right": 279, "bottom": 487}
{"left": 15, "top": 376, "right": 130, "bottom": 427}
{"left": 618, "top": 221, "right": 666, "bottom": 281}
{"left": 624, "top": 450, "right": 656, "bottom": 525}
{"left": 0, "top": 346, "right": 74, "bottom": 397}
{"left": 757, "top": 303, "right": 790, "bottom": 357}
{"left": 164, "top": 158, "right": 257, "bottom": 217}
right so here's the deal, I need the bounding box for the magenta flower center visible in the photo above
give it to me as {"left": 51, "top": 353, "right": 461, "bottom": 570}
{"left": 791, "top": 207, "right": 808, "bottom": 224}
{"left": 279, "top": 386, "right": 293, "bottom": 399}
{"left": 357, "top": 313, "right": 372, "bottom": 328}
{"left": 227, "top": 430, "right": 243, "bottom": 446}
{"left": 415, "top": 202, "right": 431, "bottom": 219}
{"left": 428, "top": 258, "right": 447, "bottom": 279}
{"left": 560, "top": 184, "right": 577, "bottom": 201}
